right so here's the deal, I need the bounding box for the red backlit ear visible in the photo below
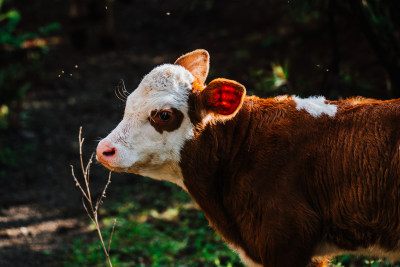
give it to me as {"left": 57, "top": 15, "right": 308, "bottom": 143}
{"left": 201, "top": 78, "right": 246, "bottom": 116}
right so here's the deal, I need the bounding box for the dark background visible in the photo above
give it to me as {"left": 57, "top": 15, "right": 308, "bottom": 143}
{"left": 1, "top": 0, "right": 400, "bottom": 266}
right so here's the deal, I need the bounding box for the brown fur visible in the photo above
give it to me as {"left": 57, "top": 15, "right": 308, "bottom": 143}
{"left": 179, "top": 94, "right": 400, "bottom": 266}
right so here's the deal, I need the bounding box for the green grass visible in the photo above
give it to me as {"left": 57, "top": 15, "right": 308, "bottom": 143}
{"left": 64, "top": 178, "right": 242, "bottom": 267}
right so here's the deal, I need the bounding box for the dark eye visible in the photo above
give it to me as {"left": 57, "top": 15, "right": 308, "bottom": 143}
{"left": 159, "top": 111, "right": 171, "bottom": 121}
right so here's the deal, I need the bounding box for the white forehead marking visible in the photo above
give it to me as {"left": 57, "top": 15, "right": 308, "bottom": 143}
{"left": 125, "top": 64, "right": 194, "bottom": 113}
{"left": 142, "top": 64, "right": 194, "bottom": 91}
{"left": 293, "top": 96, "right": 337, "bottom": 117}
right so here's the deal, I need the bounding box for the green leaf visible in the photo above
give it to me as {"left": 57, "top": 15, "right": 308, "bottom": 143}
{"left": 39, "top": 22, "right": 61, "bottom": 35}
{"left": 0, "top": 9, "right": 20, "bottom": 23}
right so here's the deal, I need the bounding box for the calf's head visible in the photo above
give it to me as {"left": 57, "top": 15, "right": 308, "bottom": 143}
{"left": 96, "top": 49, "right": 246, "bottom": 185}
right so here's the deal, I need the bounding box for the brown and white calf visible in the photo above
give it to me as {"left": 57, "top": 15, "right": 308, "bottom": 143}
{"left": 96, "top": 49, "right": 400, "bottom": 267}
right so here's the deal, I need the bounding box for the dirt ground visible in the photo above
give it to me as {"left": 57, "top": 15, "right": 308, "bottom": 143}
{"left": 0, "top": 0, "right": 390, "bottom": 266}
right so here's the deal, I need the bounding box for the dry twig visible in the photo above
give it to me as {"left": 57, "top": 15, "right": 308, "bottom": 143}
{"left": 70, "top": 126, "right": 115, "bottom": 267}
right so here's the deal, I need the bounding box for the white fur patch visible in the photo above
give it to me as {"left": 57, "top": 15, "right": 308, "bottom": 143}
{"left": 229, "top": 244, "right": 262, "bottom": 267}
{"left": 293, "top": 96, "right": 337, "bottom": 117}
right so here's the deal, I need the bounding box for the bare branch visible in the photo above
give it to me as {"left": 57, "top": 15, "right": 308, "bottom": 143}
{"left": 82, "top": 197, "right": 95, "bottom": 223}
{"left": 85, "top": 153, "right": 95, "bottom": 183}
{"left": 78, "top": 126, "right": 86, "bottom": 179}
{"left": 71, "top": 127, "right": 115, "bottom": 267}
{"left": 108, "top": 219, "right": 117, "bottom": 254}
{"left": 95, "top": 171, "right": 112, "bottom": 213}
{"left": 70, "top": 165, "right": 89, "bottom": 201}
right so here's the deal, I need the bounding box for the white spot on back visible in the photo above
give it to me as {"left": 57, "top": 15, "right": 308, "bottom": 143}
{"left": 293, "top": 96, "right": 337, "bottom": 117}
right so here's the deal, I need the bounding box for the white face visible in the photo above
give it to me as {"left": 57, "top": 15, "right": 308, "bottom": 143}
{"left": 96, "top": 64, "right": 195, "bottom": 186}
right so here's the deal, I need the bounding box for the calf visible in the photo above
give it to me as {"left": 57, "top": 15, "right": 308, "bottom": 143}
{"left": 96, "top": 49, "right": 400, "bottom": 267}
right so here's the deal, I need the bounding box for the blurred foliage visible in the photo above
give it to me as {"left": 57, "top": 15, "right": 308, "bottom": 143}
{"left": 288, "top": 1, "right": 321, "bottom": 24}
{"left": 0, "top": 0, "right": 60, "bottom": 130}
{"left": 331, "top": 254, "right": 398, "bottom": 267}
{"left": 0, "top": 0, "right": 59, "bottom": 175}
{"left": 249, "top": 62, "right": 290, "bottom": 96}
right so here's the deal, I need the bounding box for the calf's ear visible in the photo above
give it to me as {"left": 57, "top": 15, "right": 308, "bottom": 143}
{"left": 174, "top": 49, "right": 209, "bottom": 85}
{"left": 200, "top": 78, "right": 246, "bottom": 119}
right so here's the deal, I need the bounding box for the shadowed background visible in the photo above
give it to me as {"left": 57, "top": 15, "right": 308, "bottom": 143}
{"left": 1, "top": 0, "right": 400, "bottom": 266}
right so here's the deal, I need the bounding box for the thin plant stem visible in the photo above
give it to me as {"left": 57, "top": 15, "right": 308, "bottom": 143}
{"left": 71, "top": 126, "right": 116, "bottom": 267}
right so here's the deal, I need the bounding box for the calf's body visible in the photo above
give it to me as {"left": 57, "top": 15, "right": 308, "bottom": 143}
{"left": 181, "top": 95, "right": 400, "bottom": 265}
{"left": 96, "top": 50, "right": 400, "bottom": 266}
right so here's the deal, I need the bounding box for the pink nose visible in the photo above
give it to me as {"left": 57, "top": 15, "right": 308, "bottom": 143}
{"left": 96, "top": 140, "right": 117, "bottom": 163}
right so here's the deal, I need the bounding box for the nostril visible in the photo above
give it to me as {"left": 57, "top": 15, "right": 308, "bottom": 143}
{"left": 103, "top": 148, "right": 116, "bottom": 157}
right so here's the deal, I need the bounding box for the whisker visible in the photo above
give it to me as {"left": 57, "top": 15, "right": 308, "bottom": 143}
{"left": 113, "top": 79, "right": 132, "bottom": 102}
{"left": 114, "top": 85, "right": 127, "bottom": 102}
{"left": 118, "top": 88, "right": 127, "bottom": 101}
{"left": 119, "top": 79, "right": 130, "bottom": 97}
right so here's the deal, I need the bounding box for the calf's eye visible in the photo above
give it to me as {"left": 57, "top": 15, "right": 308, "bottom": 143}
{"left": 159, "top": 111, "right": 171, "bottom": 121}
{"left": 149, "top": 108, "right": 184, "bottom": 134}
